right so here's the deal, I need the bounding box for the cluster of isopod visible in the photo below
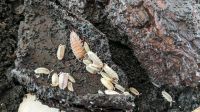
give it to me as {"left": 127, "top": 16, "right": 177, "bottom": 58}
{"left": 70, "top": 31, "right": 140, "bottom": 96}
{"left": 33, "top": 41, "right": 76, "bottom": 91}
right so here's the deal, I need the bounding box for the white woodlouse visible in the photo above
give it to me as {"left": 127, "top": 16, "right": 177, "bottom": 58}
{"left": 100, "top": 72, "right": 112, "bottom": 82}
{"left": 67, "top": 81, "right": 74, "bottom": 91}
{"left": 51, "top": 73, "right": 59, "bottom": 87}
{"left": 58, "top": 72, "right": 69, "bottom": 90}
{"left": 129, "top": 87, "right": 140, "bottom": 96}
{"left": 86, "top": 64, "right": 100, "bottom": 74}
{"left": 100, "top": 77, "right": 114, "bottom": 90}
{"left": 70, "top": 31, "right": 86, "bottom": 59}
{"left": 87, "top": 51, "right": 103, "bottom": 68}
{"left": 84, "top": 42, "right": 90, "bottom": 52}
{"left": 105, "top": 90, "right": 120, "bottom": 95}
{"left": 57, "top": 44, "right": 66, "bottom": 60}
{"left": 161, "top": 90, "right": 175, "bottom": 106}
{"left": 67, "top": 73, "right": 76, "bottom": 83}
{"left": 83, "top": 58, "right": 92, "bottom": 65}
{"left": 115, "top": 83, "right": 125, "bottom": 92}
{"left": 34, "top": 67, "right": 50, "bottom": 75}
{"left": 102, "top": 64, "right": 119, "bottom": 81}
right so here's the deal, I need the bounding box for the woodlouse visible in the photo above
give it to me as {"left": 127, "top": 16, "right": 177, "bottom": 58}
{"left": 161, "top": 90, "right": 174, "bottom": 106}
{"left": 70, "top": 31, "right": 86, "bottom": 59}
{"left": 103, "top": 64, "right": 119, "bottom": 81}
{"left": 57, "top": 44, "right": 66, "bottom": 60}
{"left": 51, "top": 73, "right": 59, "bottom": 87}
{"left": 100, "top": 77, "right": 114, "bottom": 90}
{"left": 129, "top": 87, "right": 140, "bottom": 96}
{"left": 34, "top": 67, "right": 50, "bottom": 75}
{"left": 58, "top": 72, "right": 69, "bottom": 90}
{"left": 87, "top": 51, "right": 103, "bottom": 68}
{"left": 105, "top": 90, "right": 120, "bottom": 95}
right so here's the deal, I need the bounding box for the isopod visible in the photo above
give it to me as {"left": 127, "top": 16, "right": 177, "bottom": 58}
{"left": 51, "top": 73, "right": 59, "bottom": 87}
{"left": 84, "top": 42, "right": 90, "bottom": 52}
{"left": 70, "top": 31, "right": 86, "bottom": 59}
{"left": 115, "top": 83, "right": 125, "bottom": 92}
{"left": 34, "top": 67, "right": 50, "bottom": 75}
{"left": 83, "top": 58, "right": 92, "bottom": 65}
{"left": 59, "top": 72, "right": 69, "bottom": 90}
{"left": 67, "top": 81, "right": 74, "bottom": 91}
{"left": 67, "top": 73, "right": 76, "bottom": 83}
{"left": 129, "top": 87, "right": 140, "bottom": 96}
{"left": 102, "top": 64, "right": 119, "bottom": 81}
{"left": 100, "top": 77, "right": 114, "bottom": 90}
{"left": 192, "top": 106, "right": 200, "bottom": 112}
{"left": 105, "top": 90, "right": 120, "bottom": 95}
{"left": 87, "top": 51, "right": 103, "bottom": 68}
{"left": 86, "top": 64, "right": 100, "bottom": 74}
{"left": 123, "top": 91, "right": 131, "bottom": 95}
{"left": 100, "top": 72, "right": 112, "bottom": 82}
{"left": 57, "top": 44, "right": 66, "bottom": 60}
{"left": 161, "top": 90, "right": 175, "bottom": 106}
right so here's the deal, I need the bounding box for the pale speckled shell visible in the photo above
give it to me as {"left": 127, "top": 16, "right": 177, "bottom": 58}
{"left": 100, "top": 77, "right": 114, "bottom": 90}
{"left": 105, "top": 90, "right": 120, "bottom": 95}
{"left": 51, "top": 73, "right": 59, "bottom": 86}
{"left": 57, "top": 44, "right": 66, "bottom": 60}
{"left": 129, "top": 87, "right": 140, "bottom": 96}
{"left": 115, "top": 84, "right": 125, "bottom": 92}
{"left": 86, "top": 64, "right": 100, "bottom": 74}
{"left": 84, "top": 42, "right": 90, "bottom": 52}
{"left": 70, "top": 31, "right": 86, "bottom": 59}
{"left": 103, "top": 64, "right": 119, "bottom": 81}
{"left": 59, "top": 72, "right": 69, "bottom": 90}
{"left": 67, "top": 81, "right": 74, "bottom": 91}
{"left": 34, "top": 67, "right": 50, "bottom": 74}
{"left": 87, "top": 51, "right": 103, "bottom": 68}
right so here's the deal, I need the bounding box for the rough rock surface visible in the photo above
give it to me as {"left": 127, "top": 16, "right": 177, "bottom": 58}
{"left": 12, "top": 0, "right": 135, "bottom": 111}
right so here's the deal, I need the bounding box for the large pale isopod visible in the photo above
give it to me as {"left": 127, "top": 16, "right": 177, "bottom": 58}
{"left": 87, "top": 51, "right": 103, "bottom": 68}
{"left": 86, "top": 64, "right": 100, "bottom": 74}
{"left": 103, "top": 64, "right": 119, "bottom": 81}
{"left": 34, "top": 67, "right": 50, "bottom": 75}
{"left": 57, "top": 44, "right": 66, "bottom": 60}
{"left": 70, "top": 31, "right": 86, "bottom": 59}
{"left": 59, "top": 72, "right": 69, "bottom": 90}
{"left": 100, "top": 77, "right": 114, "bottom": 90}
{"left": 105, "top": 90, "right": 120, "bottom": 95}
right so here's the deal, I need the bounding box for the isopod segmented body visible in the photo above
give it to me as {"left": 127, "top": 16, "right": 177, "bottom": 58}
{"left": 100, "top": 77, "right": 114, "bottom": 90}
{"left": 105, "top": 90, "right": 120, "bottom": 95}
{"left": 87, "top": 51, "right": 103, "bottom": 68}
{"left": 86, "top": 64, "right": 100, "bottom": 74}
{"left": 51, "top": 73, "right": 59, "bottom": 87}
{"left": 103, "top": 64, "right": 119, "bottom": 81}
{"left": 67, "top": 81, "right": 74, "bottom": 91}
{"left": 57, "top": 44, "right": 66, "bottom": 60}
{"left": 129, "top": 87, "right": 140, "bottom": 96}
{"left": 34, "top": 67, "right": 50, "bottom": 75}
{"left": 70, "top": 31, "right": 86, "bottom": 59}
{"left": 161, "top": 90, "right": 174, "bottom": 106}
{"left": 59, "top": 72, "right": 69, "bottom": 90}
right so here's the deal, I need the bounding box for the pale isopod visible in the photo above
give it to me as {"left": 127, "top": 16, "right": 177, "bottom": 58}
{"left": 161, "top": 90, "right": 175, "bottom": 106}
{"left": 70, "top": 31, "right": 86, "bottom": 59}
{"left": 129, "top": 87, "right": 140, "bottom": 96}
{"left": 67, "top": 73, "right": 76, "bottom": 83}
{"left": 86, "top": 64, "right": 100, "bottom": 74}
{"left": 100, "top": 72, "right": 112, "bottom": 82}
{"left": 83, "top": 58, "right": 92, "bottom": 65}
{"left": 59, "top": 72, "right": 69, "bottom": 90}
{"left": 102, "top": 64, "right": 119, "bottom": 81}
{"left": 57, "top": 44, "right": 66, "bottom": 60}
{"left": 115, "top": 83, "right": 125, "bottom": 92}
{"left": 34, "top": 67, "right": 50, "bottom": 75}
{"left": 105, "top": 90, "right": 120, "bottom": 95}
{"left": 100, "top": 77, "right": 114, "bottom": 90}
{"left": 87, "top": 51, "right": 103, "bottom": 68}
{"left": 51, "top": 73, "right": 59, "bottom": 87}
{"left": 123, "top": 91, "right": 131, "bottom": 95}
{"left": 67, "top": 81, "right": 74, "bottom": 91}
{"left": 84, "top": 42, "right": 90, "bottom": 52}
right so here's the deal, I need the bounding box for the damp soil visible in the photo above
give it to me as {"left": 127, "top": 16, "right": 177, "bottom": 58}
{"left": 0, "top": 0, "right": 200, "bottom": 112}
